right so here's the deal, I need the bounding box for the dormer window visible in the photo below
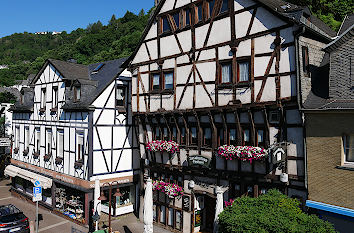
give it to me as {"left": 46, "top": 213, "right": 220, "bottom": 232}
{"left": 74, "top": 86, "right": 81, "bottom": 102}
{"left": 116, "top": 85, "right": 126, "bottom": 107}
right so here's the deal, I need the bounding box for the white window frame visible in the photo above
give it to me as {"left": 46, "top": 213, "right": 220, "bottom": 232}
{"left": 58, "top": 130, "right": 64, "bottom": 158}
{"left": 15, "top": 126, "right": 20, "bottom": 148}
{"left": 343, "top": 135, "right": 354, "bottom": 166}
{"left": 36, "top": 128, "right": 41, "bottom": 152}
{"left": 41, "top": 88, "right": 46, "bottom": 109}
{"left": 46, "top": 129, "right": 52, "bottom": 154}
{"left": 77, "top": 132, "right": 84, "bottom": 161}
{"left": 25, "top": 127, "right": 29, "bottom": 149}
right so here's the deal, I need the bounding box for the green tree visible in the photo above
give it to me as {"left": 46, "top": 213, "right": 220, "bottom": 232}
{"left": 0, "top": 92, "right": 17, "bottom": 104}
{"left": 218, "top": 189, "right": 337, "bottom": 233}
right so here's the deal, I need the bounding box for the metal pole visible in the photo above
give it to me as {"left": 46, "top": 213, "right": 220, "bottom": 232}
{"left": 36, "top": 201, "right": 39, "bottom": 233}
{"left": 108, "top": 184, "right": 112, "bottom": 233}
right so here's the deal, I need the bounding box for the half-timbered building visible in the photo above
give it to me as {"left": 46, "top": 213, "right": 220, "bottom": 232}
{"left": 124, "top": 0, "right": 335, "bottom": 232}
{"left": 6, "top": 58, "right": 138, "bottom": 224}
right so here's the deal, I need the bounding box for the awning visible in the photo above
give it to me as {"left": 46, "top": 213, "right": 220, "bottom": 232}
{"left": 306, "top": 200, "right": 354, "bottom": 218}
{"left": 5, "top": 165, "right": 52, "bottom": 189}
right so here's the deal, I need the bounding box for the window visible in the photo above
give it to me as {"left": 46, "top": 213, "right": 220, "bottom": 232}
{"left": 15, "top": 127, "right": 20, "bottom": 148}
{"left": 74, "top": 86, "right": 81, "bottom": 101}
{"left": 207, "top": 0, "right": 216, "bottom": 19}
{"left": 46, "top": 129, "right": 52, "bottom": 154}
{"left": 190, "top": 127, "right": 198, "bottom": 145}
{"left": 36, "top": 128, "right": 40, "bottom": 152}
{"left": 238, "top": 61, "right": 250, "bottom": 82}
{"left": 172, "top": 12, "right": 180, "bottom": 29}
{"left": 155, "top": 127, "right": 161, "bottom": 140}
{"left": 218, "top": 128, "right": 224, "bottom": 146}
{"left": 203, "top": 127, "right": 212, "bottom": 146}
{"left": 116, "top": 86, "right": 126, "bottom": 106}
{"left": 221, "top": 62, "right": 232, "bottom": 83}
{"left": 52, "top": 86, "right": 58, "bottom": 108}
{"left": 269, "top": 111, "right": 280, "bottom": 123}
{"left": 343, "top": 135, "right": 354, "bottom": 164}
{"left": 243, "top": 129, "right": 250, "bottom": 146}
{"left": 220, "top": 0, "right": 229, "bottom": 13}
{"left": 257, "top": 129, "right": 264, "bottom": 146}
{"left": 25, "top": 127, "right": 29, "bottom": 149}
{"left": 163, "top": 127, "right": 169, "bottom": 141}
{"left": 302, "top": 46, "right": 309, "bottom": 75}
{"left": 168, "top": 208, "right": 174, "bottom": 227}
{"left": 20, "top": 92, "right": 23, "bottom": 105}
{"left": 172, "top": 127, "right": 177, "bottom": 141}
{"left": 77, "top": 132, "right": 84, "bottom": 161}
{"left": 162, "top": 16, "right": 171, "bottom": 33}
{"left": 41, "top": 88, "right": 46, "bottom": 109}
{"left": 196, "top": 3, "right": 203, "bottom": 23}
{"left": 180, "top": 127, "right": 186, "bottom": 144}
{"left": 58, "top": 130, "right": 64, "bottom": 158}
{"left": 92, "top": 63, "right": 105, "bottom": 73}
{"left": 175, "top": 210, "right": 182, "bottom": 230}
{"left": 151, "top": 73, "right": 160, "bottom": 91}
{"left": 163, "top": 72, "right": 174, "bottom": 90}
{"left": 229, "top": 129, "right": 237, "bottom": 145}
{"left": 160, "top": 205, "right": 166, "bottom": 224}
{"left": 183, "top": 8, "right": 191, "bottom": 27}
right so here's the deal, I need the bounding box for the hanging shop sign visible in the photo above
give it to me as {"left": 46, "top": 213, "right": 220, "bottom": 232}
{"left": 0, "top": 138, "right": 11, "bottom": 147}
{"left": 195, "top": 210, "right": 201, "bottom": 227}
{"left": 188, "top": 155, "right": 211, "bottom": 168}
{"left": 182, "top": 196, "right": 190, "bottom": 212}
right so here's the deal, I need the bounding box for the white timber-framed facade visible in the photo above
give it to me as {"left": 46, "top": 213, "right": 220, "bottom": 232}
{"left": 124, "top": 0, "right": 335, "bottom": 232}
{"left": 7, "top": 58, "right": 139, "bottom": 225}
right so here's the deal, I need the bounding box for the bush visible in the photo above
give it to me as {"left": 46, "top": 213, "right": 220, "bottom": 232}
{"left": 218, "top": 189, "right": 336, "bottom": 233}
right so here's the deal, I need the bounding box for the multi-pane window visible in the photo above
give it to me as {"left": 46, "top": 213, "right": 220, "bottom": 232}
{"left": 220, "top": 0, "right": 229, "bottom": 13}
{"left": 238, "top": 61, "right": 250, "bottom": 82}
{"left": 172, "top": 12, "right": 180, "bottom": 29}
{"left": 221, "top": 62, "right": 232, "bottom": 83}
{"left": 58, "top": 130, "right": 64, "bottom": 158}
{"left": 155, "top": 127, "right": 161, "bottom": 140}
{"left": 162, "top": 16, "right": 171, "bottom": 33}
{"left": 151, "top": 73, "right": 160, "bottom": 91}
{"left": 172, "top": 127, "right": 177, "bottom": 141}
{"left": 190, "top": 127, "right": 198, "bottom": 145}
{"left": 52, "top": 86, "right": 58, "bottom": 108}
{"left": 25, "top": 127, "right": 29, "bottom": 149}
{"left": 77, "top": 132, "right": 84, "bottom": 161}
{"left": 343, "top": 135, "right": 354, "bottom": 163}
{"left": 163, "top": 127, "right": 169, "bottom": 141}
{"left": 41, "top": 88, "right": 46, "bottom": 109}
{"left": 36, "top": 128, "right": 40, "bottom": 152}
{"left": 164, "top": 72, "right": 174, "bottom": 90}
{"left": 218, "top": 128, "right": 224, "bottom": 146}
{"left": 46, "top": 129, "right": 52, "bottom": 154}
{"left": 183, "top": 8, "right": 191, "bottom": 27}
{"left": 116, "top": 86, "right": 126, "bottom": 106}
{"left": 257, "top": 129, "right": 264, "bottom": 146}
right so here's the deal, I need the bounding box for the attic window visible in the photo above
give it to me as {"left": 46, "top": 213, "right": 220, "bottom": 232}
{"left": 161, "top": 16, "right": 171, "bottom": 33}
{"left": 74, "top": 86, "right": 81, "bottom": 101}
{"left": 92, "top": 63, "right": 105, "bottom": 73}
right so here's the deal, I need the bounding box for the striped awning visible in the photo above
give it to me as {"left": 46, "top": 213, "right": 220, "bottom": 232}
{"left": 5, "top": 165, "right": 52, "bottom": 189}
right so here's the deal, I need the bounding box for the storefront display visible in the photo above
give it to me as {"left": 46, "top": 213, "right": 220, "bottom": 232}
{"left": 101, "top": 185, "right": 134, "bottom": 216}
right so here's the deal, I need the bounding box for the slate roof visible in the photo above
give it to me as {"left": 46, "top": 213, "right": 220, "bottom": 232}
{"left": 338, "top": 13, "right": 354, "bottom": 36}
{"left": 48, "top": 59, "right": 89, "bottom": 81}
{"left": 304, "top": 92, "right": 354, "bottom": 110}
{"left": 324, "top": 25, "right": 354, "bottom": 53}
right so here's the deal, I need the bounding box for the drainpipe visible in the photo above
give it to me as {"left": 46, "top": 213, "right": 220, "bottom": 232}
{"left": 294, "top": 26, "right": 309, "bottom": 193}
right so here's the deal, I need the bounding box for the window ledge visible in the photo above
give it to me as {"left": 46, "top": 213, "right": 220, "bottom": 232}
{"left": 217, "top": 83, "right": 233, "bottom": 89}
{"left": 336, "top": 165, "right": 354, "bottom": 171}
{"left": 161, "top": 89, "right": 174, "bottom": 95}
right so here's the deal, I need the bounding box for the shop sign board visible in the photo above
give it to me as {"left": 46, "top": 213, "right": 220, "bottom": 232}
{"left": 33, "top": 187, "right": 42, "bottom": 202}
{"left": 195, "top": 210, "right": 201, "bottom": 227}
{"left": 0, "top": 138, "right": 11, "bottom": 147}
{"left": 188, "top": 155, "right": 211, "bottom": 168}
{"left": 182, "top": 196, "right": 190, "bottom": 211}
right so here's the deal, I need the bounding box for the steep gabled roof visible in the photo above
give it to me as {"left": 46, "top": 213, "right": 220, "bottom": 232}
{"left": 48, "top": 59, "right": 89, "bottom": 81}
{"left": 338, "top": 13, "right": 354, "bottom": 36}
{"left": 324, "top": 25, "right": 354, "bottom": 53}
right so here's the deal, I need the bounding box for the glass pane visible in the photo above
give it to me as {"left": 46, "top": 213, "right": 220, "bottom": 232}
{"left": 76, "top": 87, "right": 81, "bottom": 100}
{"left": 176, "top": 211, "right": 182, "bottom": 230}
{"left": 220, "top": 0, "right": 229, "bottom": 13}
{"left": 172, "top": 127, "right": 177, "bottom": 140}
{"left": 153, "top": 205, "right": 157, "bottom": 221}
{"left": 191, "top": 127, "right": 197, "bottom": 138}
{"left": 58, "top": 132, "right": 64, "bottom": 158}
{"left": 244, "top": 129, "right": 250, "bottom": 142}
{"left": 173, "top": 13, "right": 179, "bottom": 28}
{"left": 164, "top": 72, "right": 174, "bottom": 89}
{"left": 257, "top": 130, "right": 264, "bottom": 143}
{"left": 163, "top": 17, "right": 171, "bottom": 32}
{"left": 197, "top": 4, "right": 203, "bottom": 22}
{"left": 218, "top": 128, "right": 224, "bottom": 145}
{"left": 155, "top": 128, "right": 160, "bottom": 139}
{"left": 222, "top": 63, "right": 232, "bottom": 83}
{"left": 153, "top": 74, "right": 160, "bottom": 90}
{"left": 185, "top": 9, "right": 190, "bottom": 26}
{"left": 168, "top": 208, "right": 174, "bottom": 226}
{"left": 204, "top": 128, "right": 211, "bottom": 139}
{"left": 160, "top": 206, "right": 166, "bottom": 224}
{"left": 346, "top": 136, "right": 354, "bottom": 162}
{"left": 163, "top": 127, "right": 168, "bottom": 140}
{"left": 117, "top": 87, "right": 125, "bottom": 101}
{"left": 239, "top": 62, "right": 249, "bottom": 82}
{"left": 209, "top": 0, "right": 215, "bottom": 17}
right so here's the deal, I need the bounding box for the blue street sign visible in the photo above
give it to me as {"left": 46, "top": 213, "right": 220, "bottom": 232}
{"left": 33, "top": 187, "right": 42, "bottom": 195}
{"left": 34, "top": 180, "right": 41, "bottom": 187}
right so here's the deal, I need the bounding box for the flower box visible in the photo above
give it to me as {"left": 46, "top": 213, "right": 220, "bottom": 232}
{"left": 55, "top": 157, "right": 63, "bottom": 165}
{"left": 33, "top": 152, "right": 40, "bottom": 159}
{"left": 50, "top": 107, "right": 58, "bottom": 113}
{"left": 152, "top": 180, "right": 184, "bottom": 199}
{"left": 146, "top": 140, "right": 179, "bottom": 154}
{"left": 39, "top": 108, "right": 46, "bottom": 113}
{"left": 217, "top": 145, "right": 268, "bottom": 163}
{"left": 13, "top": 148, "right": 19, "bottom": 154}
{"left": 44, "top": 153, "right": 52, "bottom": 162}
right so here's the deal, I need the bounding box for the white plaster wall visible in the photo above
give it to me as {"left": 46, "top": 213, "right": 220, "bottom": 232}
{"left": 176, "top": 65, "right": 193, "bottom": 84}
{"left": 161, "top": 35, "right": 180, "bottom": 57}
{"left": 236, "top": 87, "right": 251, "bottom": 104}
{"left": 132, "top": 45, "right": 150, "bottom": 64}
{"left": 250, "top": 7, "right": 286, "bottom": 34}
{"left": 234, "top": 0, "right": 256, "bottom": 11}
{"left": 146, "top": 40, "right": 158, "bottom": 60}
{"left": 207, "top": 18, "right": 231, "bottom": 46}
{"left": 145, "top": 22, "right": 157, "bottom": 40}
{"left": 177, "top": 30, "right": 192, "bottom": 53}
{"left": 195, "top": 25, "right": 209, "bottom": 49}
{"left": 235, "top": 10, "right": 253, "bottom": 38}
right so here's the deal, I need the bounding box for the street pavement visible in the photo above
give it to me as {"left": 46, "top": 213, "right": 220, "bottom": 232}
{"left": 0, "top": 179, "right": 171, "bottom": 233}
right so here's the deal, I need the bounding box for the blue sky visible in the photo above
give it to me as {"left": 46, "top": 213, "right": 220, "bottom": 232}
{"left": 0, "top": 0, "right": 154, "bottom": 38}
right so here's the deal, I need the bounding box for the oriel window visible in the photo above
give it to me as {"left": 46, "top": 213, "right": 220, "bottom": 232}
{"left": 238, "top": 61, "right": 250, "bottom": 82}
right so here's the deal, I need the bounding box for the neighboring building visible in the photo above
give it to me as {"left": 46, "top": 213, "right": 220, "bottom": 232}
{"left": 124, "top": 0, "right": 334, "bottom": 232}
{"left": 6, "top": 58, "right": 138, "bottom": 225}
{"left": 304, "top": 23, "right": 354, "bottom": 232}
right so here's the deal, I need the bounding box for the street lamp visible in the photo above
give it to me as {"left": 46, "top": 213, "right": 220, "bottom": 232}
{"left": 98, "top": 182, "right": 122, "bottom": 233}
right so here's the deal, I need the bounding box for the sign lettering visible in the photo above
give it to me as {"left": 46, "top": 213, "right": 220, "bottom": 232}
{"left": 188, "top": 155, "right": 211, "bottom": 168}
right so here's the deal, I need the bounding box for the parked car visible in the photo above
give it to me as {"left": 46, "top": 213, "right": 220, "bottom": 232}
{"left": 0, "top": 204, "right": 29, "bottom": 232}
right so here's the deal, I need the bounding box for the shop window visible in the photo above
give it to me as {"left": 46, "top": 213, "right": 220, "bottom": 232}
{"left": 243, "top": 129, "right": 250, "bottom": 146}
{"left": 218, "top": 128, "right": 224, "bottom": 146}
{"left": 41, "top": 88, "right": 46, "bottom": 109}
{"left": 229, "top": 128, "right": 237, "bottom": 145}
{"left": 52, "top": 86, "right": 58, "bottom": 108}
{"left": 220, "top": 62, "right": 232, "bottom": 84}
{"left": 190, "top": 127, "right": 198, "bottom": 145}
{"left": 115, "top": 186, "right": 133, "bottom": 207}
{"left": 163, "top": 72, "right": 174, "bottom": 90}
{"left": 237, "top": 60, "right": 250, "bottom": 82}
{"left": 163, "top": 127, "right": 169, "bottom": 141}
{"left": 168, "top": 208, "right": 174, "bottom": 227}
{"left": 151, "top": 73, "right": 160, "bottom": 91}
{"left": 220, "top": 0, "right": 229, "bottom": 13}
{"left": 343, "top": 135, "right": 354, "bottom": 164}
{"left": 58, "top": 130, "right": 64, "bottom": 158}
{"left": 161, "top": 16, "right": 171, "bottom": 33}
{"left": 302, "top": 46, "right": 309, "bottom": 75}
{"left": 153, "top": 204, "right": 157, "bottom": 221}
{"left": 203, "top": 127, "right": 212, "bottom": 147}
{"left": 196, "top": 3, "right": 203, "bottom": 23}
{"left": 206, "top": 0, "right": 216, "bottom": 19}
{"left": 46, "top": 129, "right": 52, "bottom": 154}
{"left": 55, "top": 184, "right": 85, "bottom": 222}
{"left": 180, "top": 127, "right": 186, "bottom": 144}
{"left": 175, "top": 210, "right": 182, "bottom": 230}
{"left": 36, "top": 128, "right": 40, "bottom": 152}
{"left": 77, "top": 132, "right": 84, "bottom": 161}
{"left": 25, "top": 127, "right": 29, "bottom": 149}
{"left": 73, "top": 85, "right": 81, "bottom": 102}
{"left": 116, "top": 86, "right": 126, "bottom": 107}
{"left": 172, "top": 127, "right": 177, "bottom": 141}
{"left": 160, "top": 205, "right": 166, "bottom": 224}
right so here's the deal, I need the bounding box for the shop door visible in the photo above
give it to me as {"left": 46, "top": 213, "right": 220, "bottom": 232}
{"left": 203, "top": 195, "right": 216, "bottom": 232}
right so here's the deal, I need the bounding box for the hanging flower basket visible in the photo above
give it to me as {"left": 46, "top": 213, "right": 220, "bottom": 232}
{"left": 224, "top": 199, "right": 235, "bottom": 207}
{"left": 152, "top": 180, "right": 184, "bottom": 199}
{"left": 217, "top": 145, "right": 268, "bottom": 163}
{"left": 146, "top": 140, "right": 179, "bottom": 154}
